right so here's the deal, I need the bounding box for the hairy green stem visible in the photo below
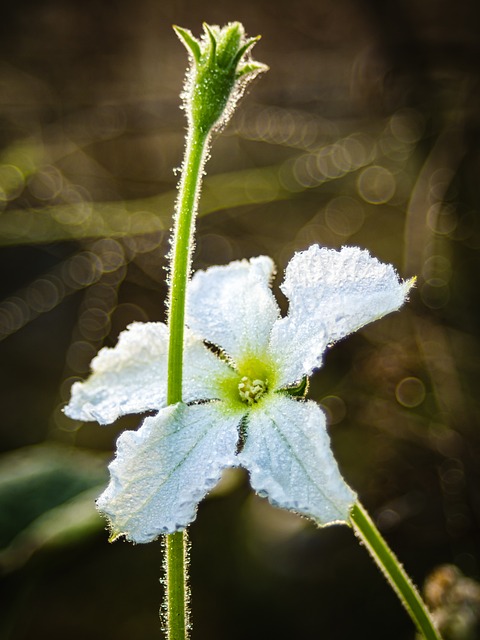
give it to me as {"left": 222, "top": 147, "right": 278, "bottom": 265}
{"left": 167, "top": 127, "right": 209, "bottom": 406}
{"left": 350, "top": 501, "right": 442, "bottom": 640}
{"left": 163, "top": 22, "right": 265, "bottom": 638}
{"left": 164, "top": 126, "right": 209, "bottom": 640}
{"left": 164, "top": 531, "right": 190, "bottom": 639}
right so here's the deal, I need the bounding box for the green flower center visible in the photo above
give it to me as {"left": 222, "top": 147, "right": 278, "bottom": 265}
{"left": 238, "top": 375, "right": 268, "bottom": 405}
{"left": 215, "top": 355, "right": 275, "bottom": 411}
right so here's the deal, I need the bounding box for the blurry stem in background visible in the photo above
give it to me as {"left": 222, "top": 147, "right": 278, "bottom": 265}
{"left": 350, "top": 502, "right": 442, "bottom": 640}
{"left": 402, "top": 124, "right": 465, "bottom": 277}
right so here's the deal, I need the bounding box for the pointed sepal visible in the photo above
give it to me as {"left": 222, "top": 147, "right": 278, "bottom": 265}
{"left": 174, "top": 21, "right": 267, "bottom": 134}
{"left": 173, "top": 25, "right": 201, "bottom": 63}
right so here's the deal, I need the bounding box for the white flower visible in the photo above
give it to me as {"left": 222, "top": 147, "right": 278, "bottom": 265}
{"left": 65, "top": 245, "right": 413, "bottom": 543}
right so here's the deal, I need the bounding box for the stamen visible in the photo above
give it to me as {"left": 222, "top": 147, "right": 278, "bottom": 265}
{"left": 238, "top": 375, "right": 267, "bottom": 405}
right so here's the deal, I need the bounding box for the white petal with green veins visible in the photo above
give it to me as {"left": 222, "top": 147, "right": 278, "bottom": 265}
{"left": 97, "top": 402, "right": 240, "bottom": 542}
{"left": 238, "top": 394, "right": 356, "bottom": 525}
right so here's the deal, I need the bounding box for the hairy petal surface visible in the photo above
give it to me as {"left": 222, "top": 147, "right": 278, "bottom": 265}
{"left": 269, "top": 245, "right": 413, "bottom": 387}
{"left": 64, "top": 322, "right": 230, "bottom": 424}
{"left": 97, "top": 402, "right": 240, "bottom": 542}
{"left": 238, "top": 394, "right": 356, "bottom": 524}
{"left": 187, "top": 256, "right": 279, "bottom": 363}
{"left": 64, "top": 322, "right": 169, "bottom": 424}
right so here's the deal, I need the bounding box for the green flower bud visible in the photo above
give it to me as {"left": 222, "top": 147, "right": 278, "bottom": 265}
{"left": 174, "top": 22, "right": 268, "bottom": 135}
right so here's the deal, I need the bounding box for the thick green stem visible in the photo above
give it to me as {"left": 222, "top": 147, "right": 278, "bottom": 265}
{"left": 350, "top": 501, "right": 442, "bottom": 640}
{"left": 164, "top": 126, "right": 209, "bottom": 640}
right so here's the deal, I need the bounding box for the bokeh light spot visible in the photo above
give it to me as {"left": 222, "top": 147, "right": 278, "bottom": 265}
{"left": 78, "top": 308, "right": 111, "bottom": 341}
{"left": 343, "top": 135, "right": 368, "bottom": 168}
{"left": 389, "top": 108, "right": 424, "bottom": 144}
{"left": 325, "top": 196, "right": 364, "bottom": 237}
{"left": 25, "top": 278, "right": 60, "bottom": 312}
{"left": 421, "top": 280, "right": 450, "bottom": 309}
{"left": 91, "top": 239, "right": 125, "bottom": 273}
{"left": 110, "top": 303, "right": 150, "bottom": 338}
{"left": 28, "top": 165, "right": 63, "bottom": 201}
{"left": 357, "top": 165, "right": 396, "bottom": 204}
{"left": 0, "top": 164, "right": 25, "bottom": 201}
{"left": 52, "top": 403, "right": 82, "bottom": 432}
{"left": 65, "top": 252, "right": 102, "bottom": 287}
{"left": 422, "top": 254, "right": 452, "bottom": 281}
{"left": 429, "top": 168, "right": 455, "bottom": 201}
{"left": 0, "top": 297, "right": 30, "bottom": 333}
{"left": 320, "top": 395, "right": 347, "bottom": 425}
{"left": 83, "top": 282, "right": 118, "bottom": 311}
{"left": 395, "top": 376, "right": 426, "bottom": 408}
{"left": 427, "top": 203, "right": 457, "bottom": 235}
{"left": 66, "top": 340, "right": 99, "bottom": 372}
{"left": 196, "top": 233, "right": 234, "bottom": 268}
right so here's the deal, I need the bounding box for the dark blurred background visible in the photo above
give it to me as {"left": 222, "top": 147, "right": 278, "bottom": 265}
{"left": 1, "top": 0, "right": 480, "bottom": 638}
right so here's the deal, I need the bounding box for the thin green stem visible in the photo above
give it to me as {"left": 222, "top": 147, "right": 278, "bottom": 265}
{"left": 164, "top": 531, "right": 190, "bottom": 639}
{"left": 164, "top": 126, "right": 209, "bottom": 640}
{"left": 167, "top": 127, "right": 209, "bottom": 406}
{"left": 350, "top": 501, "right": 442, "bottom": 640}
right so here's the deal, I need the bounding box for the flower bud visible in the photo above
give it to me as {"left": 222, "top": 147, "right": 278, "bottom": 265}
{"left": 174, "top": 22, "right": 268, "bottom": 135}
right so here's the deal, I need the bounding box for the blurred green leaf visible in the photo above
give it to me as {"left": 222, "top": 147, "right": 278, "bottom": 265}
{"left": 0, "top": 444, "right": 108, "bottom": 572}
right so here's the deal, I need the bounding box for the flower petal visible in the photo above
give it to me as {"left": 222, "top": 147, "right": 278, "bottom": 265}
{"left": 183, "top": 331, "right": 239, "bottom": 402}
{"left": 187, "top": 256, "right": 280, "bottom": 363}
{"left": 64, "top": 322, "right": 231, "bottom": 424}
{"left": 269, "top": 245, "right": 413, "bottom": 387}
{"left": 96, "top": 401, "right": 240, "bottom": 542}
{"left": 237, "top": 394, "right": 356, "bottom": 525}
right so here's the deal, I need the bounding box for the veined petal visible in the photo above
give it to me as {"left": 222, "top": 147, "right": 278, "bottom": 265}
{"left": 97, "top": 401, "right": 240, "bottom": 542}
{"left": 64, "top": 322, "right": 230, "bottom": 424}
{"left": 269, "top": 245, "right": 413, "bottom": 387}
{"left": 237, "top": 394, "right": 356, "bottom": 525}
{"left": 187, "top": 256, "right": 280, "bottom": 364}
